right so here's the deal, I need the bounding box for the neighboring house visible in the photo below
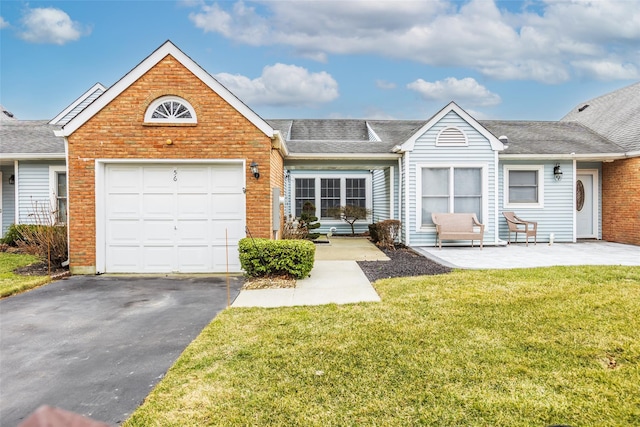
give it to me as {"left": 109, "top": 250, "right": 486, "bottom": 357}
{"left": 1, "top": 41, "right": 637, "bottom": 275}
{"left": 561, "top": 82, "right": 640, "bottom": 246}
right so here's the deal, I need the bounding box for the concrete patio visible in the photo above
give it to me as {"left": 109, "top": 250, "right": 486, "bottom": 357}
{"left": 415, "top": 241, "right": 640, "bottom": 269}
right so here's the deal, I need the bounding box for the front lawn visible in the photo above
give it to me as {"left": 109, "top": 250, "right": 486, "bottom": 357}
{"left": 0, "top": 253, "right": 51, "bottom": 297}
{"left": 126, "top": 266, "right": 640, "bottom": 426}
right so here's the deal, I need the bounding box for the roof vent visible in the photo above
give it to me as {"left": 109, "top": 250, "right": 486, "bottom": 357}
{"left": 498, "top": 135, "right": 509, "bottom": 149}
{"left": 2, "top": 109, "right": 14, "bottom": 118}
{"left": 578, "top": 104, "right": 589, "bottom": 112}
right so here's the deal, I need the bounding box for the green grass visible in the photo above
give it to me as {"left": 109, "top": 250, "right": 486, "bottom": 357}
{"left": 0, "top": 253, "right": 51, "bottom": 297}
{"left": 126, "top": 266, "right": 640, "bottom": 426}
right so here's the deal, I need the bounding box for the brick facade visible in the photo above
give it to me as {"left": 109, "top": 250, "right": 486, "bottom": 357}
{"left": 66, "top": 54, "right": 284, "bottom": 273}
{"left": 602, "top": 157, "right": 640, "bottom": 245}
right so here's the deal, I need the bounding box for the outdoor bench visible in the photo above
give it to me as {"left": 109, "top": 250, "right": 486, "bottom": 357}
{"left": 431, "top": 213, "right": 485, "bottom": 249}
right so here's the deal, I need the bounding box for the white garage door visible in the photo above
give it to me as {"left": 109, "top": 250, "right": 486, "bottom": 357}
{"left": 105, "top": 164, "right": 245, "bottom": 273}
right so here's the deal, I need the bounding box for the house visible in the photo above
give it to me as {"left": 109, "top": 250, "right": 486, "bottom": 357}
{"left": 1, "top": 41, "right": 637, "bottom": 275}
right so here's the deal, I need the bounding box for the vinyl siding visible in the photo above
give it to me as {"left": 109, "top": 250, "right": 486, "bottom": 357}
{"left": 1, "top": 165, "right": 16, "bottom": 235}
{"left": 372, "top": 169, "right": 389, "bottom": 223}
{"left": 408, "top": 111, "right": 498, "bottom": 247}
{"left": 17, "top": 161, "right": 65, "bottom": 224}
{"left": 499, "top": 160, "right": 575, "bottom": 243}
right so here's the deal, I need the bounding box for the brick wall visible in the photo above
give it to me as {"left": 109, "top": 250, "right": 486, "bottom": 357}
{"left": 67, "top": 54, "right": 283, "bottom": 272}
{"left": 602, "top": 157, "right": 640, "bottom": 245}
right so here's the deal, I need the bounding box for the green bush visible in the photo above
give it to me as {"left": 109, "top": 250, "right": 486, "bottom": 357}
{"left": 239, "top": 238, "right": 315, "bottom": 279}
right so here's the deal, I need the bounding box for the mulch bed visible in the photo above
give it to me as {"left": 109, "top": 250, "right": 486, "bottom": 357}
{"left": 14, "top": 262, "right": 70, "bottom": 279}
{"left": 357, "top": 245, "right": 452, "bottom": 282}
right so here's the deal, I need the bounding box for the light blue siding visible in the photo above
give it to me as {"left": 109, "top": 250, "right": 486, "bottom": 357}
{"left": 17, "top": 161, "right": 65, "bottom": 224}
{"left": 1, "top": 165, "right": 16, "bottom": 236}
{"left": 372, "top": 169, "right": 389, "bottom": 223}
{"left": 407, "top": 111, "right": 498, "bottom": 247}
{"left": 499, "top": 161, "right": 574, "bottom": 243}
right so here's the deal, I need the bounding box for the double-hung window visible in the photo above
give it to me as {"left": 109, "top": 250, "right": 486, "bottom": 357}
{"left": 420, "top": 166, "right": 484, "bottom": 226}
{"left": 293, "top": 176, "right": 370, "bottom": 221}
{"left": 49, "top": 166, "right": 67, "bottom": 224}
{"left": 504, "top": 165, "right": 544, "bottom": 208}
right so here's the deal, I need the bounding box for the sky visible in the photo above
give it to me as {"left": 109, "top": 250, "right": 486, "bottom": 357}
{"left": 1, "top": 0, "right": 639, "bottom": 122}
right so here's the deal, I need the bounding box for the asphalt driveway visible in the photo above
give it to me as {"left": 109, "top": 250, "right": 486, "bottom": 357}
{"left": 0, "top": 275, "right": 243, "bottom": 426}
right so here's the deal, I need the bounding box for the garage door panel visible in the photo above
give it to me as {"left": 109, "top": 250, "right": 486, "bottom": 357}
{"left": 106, "top": 195, "right": 140, "bottom": 217}
{"left": 177, "top": 194, "right": 209, "bottom": 218}
{"left": 211, "top": 166, "right": 244, "bottom": 193}
{"left": 176, "top": 220, "right": 210, "bottom": 243}
{"left": 142, "top": 221, "right": 174, "bottom": 244}
{"left": 143, "top": 167, "right": 175, "bottom": 192}
{"left": 107, "top": 168, "right": 141, "bottom": 192}
{"left": 107, "top": 246, "right": 142, "bottom": 272}
{"left": 177, "top": 246, "right": 210, "bottom": 271}
{"left": 142, "top": 194, "right": 174, "bottom": 218}
{"left": 143, "top": 247, "right": 174, "bottom": 272}
{"left": 105, "top": 163, "right": 245, "bottom": 273}
{"left": 107, "top": 220, "right": 141, "bottom": 243}
{"left": 177, "top": 167, "right": 209, "bottom": 193}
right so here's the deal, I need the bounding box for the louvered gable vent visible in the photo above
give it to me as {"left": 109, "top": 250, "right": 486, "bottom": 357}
{"left": 436, "top": 127, "right": 468, "bottom": 146}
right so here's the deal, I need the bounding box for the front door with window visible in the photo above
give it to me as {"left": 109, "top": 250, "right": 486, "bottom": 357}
{"left": 576, "top": 171, "right": 598, "bottom": 238}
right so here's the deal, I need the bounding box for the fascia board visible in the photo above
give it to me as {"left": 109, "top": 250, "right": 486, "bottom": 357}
{"left": 499, "top": 153, "right": 627, "bottom": 160}
{"left": 285, "top": 153, "right": 402, "bottom": 160}
{"left": 49, "top": 83, "right": 106, "bottom": 125}
{"left": 400, "top": 101, "right": 504, "bottom": 152}
{"left": 1, "top": 153, "right": 66, "bottom": 160}
{"left": 58, "top": 41, "right": 274, "bottom": 138}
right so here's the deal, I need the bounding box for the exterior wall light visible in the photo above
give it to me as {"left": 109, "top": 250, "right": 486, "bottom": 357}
{"left": 250, "top": 161, "right": 260, "bottom": 179}
{"left": 553, "top": 164, "right": 563, "bottom": 181}
{"left": 9, "top": 174, "right": 15, "bottom": 185}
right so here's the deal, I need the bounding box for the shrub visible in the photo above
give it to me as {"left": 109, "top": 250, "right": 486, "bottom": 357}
{"left": 369, "top": 219, "right": 401, "bottom": 249}
{"left": 300, "top": 202, "right": 321, "bottom": 240}
{"left": 0, "top": 223, "right": 28, "bottom": 246}
{"left": 239, "top": 238, "right": 315, "bottom": 279}
{"left": 16, "top": 224, "right": 68, "bottom": 268}
{"left": 282, "top": 215, "right": 308, "bottom": 240}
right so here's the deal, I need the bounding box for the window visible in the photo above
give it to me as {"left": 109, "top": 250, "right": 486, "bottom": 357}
{"left": 420, "top": 166, "right": 483, "bottom": 226}
{"left": 504, "top": 165, "right": 544, "bottom": 208}
{"left": 295, "top": 178, "right": 315, "bottom": 216}
{"left": 144, "top": 96, "right": 197, "bottom": 124}
{"left": 49, "top": 166, "right": 67, "bottom": 224}
{"left": 292, "top": 176, "right": 371, "bottom": 221}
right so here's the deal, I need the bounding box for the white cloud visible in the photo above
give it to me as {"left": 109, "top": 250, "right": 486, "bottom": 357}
{"left": 376, "top": 80, "right": 396, "bottom": 90}
{"left": 19, "top": 7, "right": 89, "bottom": 45}
{"left": 215, "top": 63, "right": 339, "bottom": 106}
{"left": 407, "top": 77, "right": 501, "bottom": 107}
{"left": 0, "top": 17, "right": 9, "bottom": 29}
{"left": 187, "top": 0, "right": 640, "bottom": 83}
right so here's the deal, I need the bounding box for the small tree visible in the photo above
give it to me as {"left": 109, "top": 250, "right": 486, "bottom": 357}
{"left": 328, "top": 205, "right": 371, "bottom": 236}
{"left": 299, "top": 202, "right": 321, "bottom": 240}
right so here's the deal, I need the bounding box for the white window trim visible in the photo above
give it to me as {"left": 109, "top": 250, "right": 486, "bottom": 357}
{"left": 416, "top": 164, "right": 488, "bottom": 232}
{"left": 503, "top": 165, "right": 545, "bottom": 209}
{"left": 435, "top": 126, "right": 468, "bottom": 147}
{"left": 49, "top": 165, "right": 67, "bottom": 225}
{"left": 290, "top": 174, "right": 373, "bottom": 223}
{"left": 144, "top": 95, "right": 197, "bottom": 124}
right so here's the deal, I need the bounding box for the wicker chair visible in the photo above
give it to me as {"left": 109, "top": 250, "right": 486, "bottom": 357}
{"left": 503, "top": 212, "right": 537, "bottom": 246}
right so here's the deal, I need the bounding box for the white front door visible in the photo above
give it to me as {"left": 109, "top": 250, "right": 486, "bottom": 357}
{"left": 576, "top": 170, "right": 598, "bottom": 239}
{"left": 104, "top": 163, "right": 246, "bottom": 273}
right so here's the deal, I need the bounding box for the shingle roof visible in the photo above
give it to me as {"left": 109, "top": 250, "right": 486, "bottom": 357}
{"left": 267, "top": 119, "right": 426, "bottom": 154}
{"left": 561, "top": 81, "right": 640, "bottom": 151}
{"left": 481, "top": 120, "right": 623, "bottom": 155}
{"left": 0, "top": 120, "right": 64, "bottom": 155}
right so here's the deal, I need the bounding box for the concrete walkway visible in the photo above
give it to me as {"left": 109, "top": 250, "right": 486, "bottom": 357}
{"left": 232, "top": 237, "right": 385, "bottom": 308}
{"left": 415, "top": 241, "right": 640, "bottom": 269}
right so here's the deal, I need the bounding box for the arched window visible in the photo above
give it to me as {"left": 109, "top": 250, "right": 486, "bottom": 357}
{"left": 436, "top": 127, "right": 468, "bottom": 146}
{"left": 144, "top": 96, "right": 197, "bottom": 124}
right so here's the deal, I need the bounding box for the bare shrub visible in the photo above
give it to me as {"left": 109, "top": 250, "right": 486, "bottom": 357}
{"left": 370, "top": 219, "right": 401, "bottom": 249}
{"left": 15, "top": 200, "right": 68, "bottom": 269}
{"left": 282, "top": 215, "right": 308, "bottom": 240}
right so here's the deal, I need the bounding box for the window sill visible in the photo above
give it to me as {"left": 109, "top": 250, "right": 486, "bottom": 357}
{"left": 504, "top": 202, "right": 544, "bottom": 209}
{"left": 142, "top": 122, "right": 198, "bottom": 127}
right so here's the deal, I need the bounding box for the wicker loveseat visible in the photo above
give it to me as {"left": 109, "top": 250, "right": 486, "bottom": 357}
{"left": 431, "top": 213, "right": 485, "bottom": 249}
